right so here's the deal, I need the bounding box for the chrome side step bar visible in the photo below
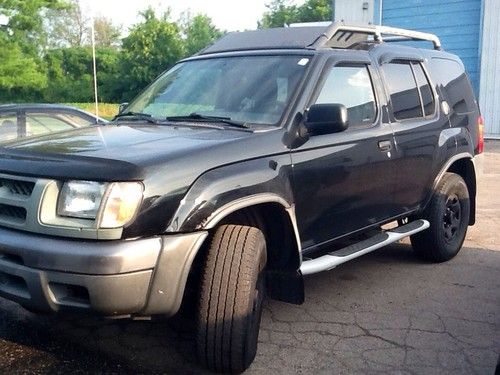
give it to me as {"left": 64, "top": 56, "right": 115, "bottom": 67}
{"left": 300, "top": 219, "right": 430, "bottom": 276}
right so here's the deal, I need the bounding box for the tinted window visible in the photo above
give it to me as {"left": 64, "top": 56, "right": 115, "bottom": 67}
{"left": 382, "top": 62, "right": 423, "bottom": 120}
{"left": 429, "top": 58, "right": 474, "bottom": 115}
{"left": 429, "top": 58, "right": 464, "bottom": 88}
{"left": 315, "top": 66, "right": 376, "bottom": 128}
{"left": 412, "top": 62, "right": 435, "bottom": 116}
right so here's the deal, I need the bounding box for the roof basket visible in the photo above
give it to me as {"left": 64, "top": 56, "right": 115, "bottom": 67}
{"left": 309, "top": 22, "right": 442, "bottom": 50}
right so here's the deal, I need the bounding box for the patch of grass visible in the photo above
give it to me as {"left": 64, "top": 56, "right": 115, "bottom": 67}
{"left": 67, "top": 103, "right": 119, "bottom": 120}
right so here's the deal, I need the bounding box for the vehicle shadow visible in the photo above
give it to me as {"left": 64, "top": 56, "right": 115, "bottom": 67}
{"left": 0, "top": 242, "right": 497, "bottom": 373}
{"left": 0, "top": 301, "right": 206, "bottom": 374}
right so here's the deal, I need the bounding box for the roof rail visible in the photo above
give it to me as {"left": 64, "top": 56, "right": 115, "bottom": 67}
{"left": 310, "top": 21, "right": 442, "bottom": 50}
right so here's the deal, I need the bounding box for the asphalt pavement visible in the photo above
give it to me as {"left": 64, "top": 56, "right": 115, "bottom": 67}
{"left": 1, "top": 141, "right": 499, "bottom": 374}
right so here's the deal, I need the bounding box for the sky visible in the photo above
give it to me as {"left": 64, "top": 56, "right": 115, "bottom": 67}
{"left": 79, "top": 0, "right": 308, "bottom": 32}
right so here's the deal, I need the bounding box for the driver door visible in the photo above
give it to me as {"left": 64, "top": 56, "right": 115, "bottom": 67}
{"left": 290, "top": 59, "right": 397, "bottom": 250}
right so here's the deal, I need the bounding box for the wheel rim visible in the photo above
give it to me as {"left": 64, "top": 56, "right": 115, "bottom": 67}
{"left": 443, "top": 194, "right": 461, "bottom": 242}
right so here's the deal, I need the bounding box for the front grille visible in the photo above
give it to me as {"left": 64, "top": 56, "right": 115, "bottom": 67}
{"left": 0, "top": 178, "right": 35, "bottom": 197}
{"left": 0, "top": 174, "right": 37, "bottom": 228}
{"left": 0, "top": 204, "right": 27, "bottom": 223}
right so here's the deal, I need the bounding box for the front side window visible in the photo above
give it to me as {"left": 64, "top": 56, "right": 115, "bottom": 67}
{"left": 126, "top": 55, "right": 311, "bottom": 126}
{"left": 382, "top": 62, "right": 423, "bottom": 120}
{"left": 315, "top": 65, "right": 376, "bottom": 128}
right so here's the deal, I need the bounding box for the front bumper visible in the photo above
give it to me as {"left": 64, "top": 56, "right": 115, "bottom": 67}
{"left": 0, "top": 226, "right": 208, "bottom": 316}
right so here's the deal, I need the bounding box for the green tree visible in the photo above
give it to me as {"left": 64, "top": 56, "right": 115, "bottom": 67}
{"left": 117, "top": 8, "right": 184, "bottom": 101}
{"left": 92, "top": 16, "right": 121, "bottom": 48}
{"left": 45, "top": 0, "right": 88, "bottom": 47}
{"left": 44, "top": 46, "right": 120, "bottom": 103}
{"left": 259, "top": 0, "right": 333, "bottom": 28}
{"left": 1, "top": 0, "right": 67, "bottom": 50}
{"left": 45, "top": 1, "right": 121, "bottom": 48}
{"left": 181, "top": 13, "right": 223, "bottom": 57}
{"left": 0, "top": 0, "right": 67, "bottom": 100}
{"left": 297, "top": 0, "right": 332, "bottom": 22}
{"left": 258, "top": 0, "right": 299, "bottom": 28}
{"left": 0, "top": 41, "right": 46, "bottom": 90}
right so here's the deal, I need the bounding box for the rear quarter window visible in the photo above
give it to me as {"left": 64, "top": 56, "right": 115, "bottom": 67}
{"left": 428, "top": 58, "right": 476, "bottom": 115}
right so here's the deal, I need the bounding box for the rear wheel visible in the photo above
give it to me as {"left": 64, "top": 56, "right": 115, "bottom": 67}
{"left": 197, "top": 224, "right": 267, "bottom": 374}
{"left": 411, "top": 172, "right": 470, "bottom": 262}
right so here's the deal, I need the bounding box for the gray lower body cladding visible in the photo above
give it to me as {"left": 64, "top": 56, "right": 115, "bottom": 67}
{"left": 0, "top": 226, "right": 208, "bottom": 316}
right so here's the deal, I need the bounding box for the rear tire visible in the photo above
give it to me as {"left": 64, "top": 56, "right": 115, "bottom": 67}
{"left": 197, "top": 224, "right": 267, "bottom": 374}
{"left": 411, "top": 172, "right": 470, "bottom": 262}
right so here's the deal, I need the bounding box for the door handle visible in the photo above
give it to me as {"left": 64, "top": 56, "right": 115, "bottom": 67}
{"left": 378, "top": 140, "right": 392, "bottom": 152}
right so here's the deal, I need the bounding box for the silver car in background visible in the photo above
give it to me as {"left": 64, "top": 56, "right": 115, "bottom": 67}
{"left": 0, "top": 104, "right": 106, "bottom": 143}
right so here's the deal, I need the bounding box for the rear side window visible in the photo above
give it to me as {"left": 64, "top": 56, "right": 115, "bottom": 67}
{"left": 412, "top": 63, "right": 435, "bottom": 116}
{"left": 315, "top": 65, "right": 376, "bottom": 128}
{"left": 382, "top": 62, "right": 423, "bottom": 120}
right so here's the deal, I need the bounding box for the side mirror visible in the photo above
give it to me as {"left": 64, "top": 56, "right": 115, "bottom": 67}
{"left": 118, "top": 102, "right": 129, "bottom": 114}
{"left": 304, "top": 103, "right": 349, "bottom": 136}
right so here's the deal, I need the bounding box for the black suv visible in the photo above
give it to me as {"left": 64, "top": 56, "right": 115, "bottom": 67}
{"left": 0, "top": 22, "right": 484, "bottom": 373}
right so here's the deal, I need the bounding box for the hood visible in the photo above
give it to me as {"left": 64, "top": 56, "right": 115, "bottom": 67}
{"left": 0, "top": 123, "right": 276, "bottom": 181}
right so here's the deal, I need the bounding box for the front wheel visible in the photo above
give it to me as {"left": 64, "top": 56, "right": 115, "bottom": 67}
{"left": 411, "top": 172, "right": 470, "bottom": 262}
{"left": 197, "top": 224, "right": 267, "bottom": 374}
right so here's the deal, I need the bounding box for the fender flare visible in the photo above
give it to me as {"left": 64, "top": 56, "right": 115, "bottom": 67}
{"left": 429, "top": 152, "right": 477, "bottom": 224}
{"left": 201, "top": 192, "right": 302, "bottom": 256}
{"left": 431, "top": 152, "right": 474, "bottom": 191}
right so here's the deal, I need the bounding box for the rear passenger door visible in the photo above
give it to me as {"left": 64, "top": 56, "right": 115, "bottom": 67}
{"left": 380, "top": 60, "right": 449, "bottom": 214}
{"left": 291, "top": 59, "right": 397, "bottom": 250}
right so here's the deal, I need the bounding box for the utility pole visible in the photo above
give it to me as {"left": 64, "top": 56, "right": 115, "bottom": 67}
{"left": 90, "top": 14, "right": 99, "bottom": 120}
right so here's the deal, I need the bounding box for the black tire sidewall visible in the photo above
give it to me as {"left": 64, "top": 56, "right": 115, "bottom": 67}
{"left": 242, "top": 240, "right": 266, "bottom": 368}
{"left": 197, "top": 225, "right": 267, "bottom": 374}
{"left": 429, "top": 173, "right": 470, "bottom": 260}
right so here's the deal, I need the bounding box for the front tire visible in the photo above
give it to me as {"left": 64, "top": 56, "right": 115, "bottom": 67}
{"left": 411, "top": 172, "right": 470, "bottom": 262}
{"left": 197, "top": 224, "right": 267, "bottom": 374}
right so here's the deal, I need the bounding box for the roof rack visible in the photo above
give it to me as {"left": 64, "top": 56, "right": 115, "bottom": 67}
{"left": 309, "top": 21, "right": 442, "bottom": 50}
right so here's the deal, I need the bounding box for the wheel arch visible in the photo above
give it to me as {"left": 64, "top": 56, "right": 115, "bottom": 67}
{"left": 200, "top": 195, "right": 305, "bottom": 305}
{"left": 432, "top": 153, "right": 477, "bottom": 225}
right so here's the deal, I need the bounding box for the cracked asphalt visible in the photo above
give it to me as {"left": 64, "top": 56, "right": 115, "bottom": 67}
{"left": 1, "top": 141, "right": 499, "bottom": 374}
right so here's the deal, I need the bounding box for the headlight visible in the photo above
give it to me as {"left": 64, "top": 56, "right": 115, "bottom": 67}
{"left": 98, "top": 182, "right": 143, "bottom": 228}
{"left": 57, "top": 181, "right": 143, "bottom": 228}
{"left": 57, "top": 181, "right": 106, "bottom": 219}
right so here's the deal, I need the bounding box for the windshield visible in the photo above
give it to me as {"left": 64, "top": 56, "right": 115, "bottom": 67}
{"left": 125, "top": 55, "right": 311, "bottom": 126}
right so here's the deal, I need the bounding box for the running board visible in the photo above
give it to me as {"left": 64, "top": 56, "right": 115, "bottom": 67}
{"left": 300, "top": 219, "right": 430, "bottom": 276}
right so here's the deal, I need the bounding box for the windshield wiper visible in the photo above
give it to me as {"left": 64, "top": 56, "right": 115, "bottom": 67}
{"left": 113, "top": 111, "right": 158, "bottom": 124}
{"left": 166, "top": 113, "right": 250, "bottom": 129}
